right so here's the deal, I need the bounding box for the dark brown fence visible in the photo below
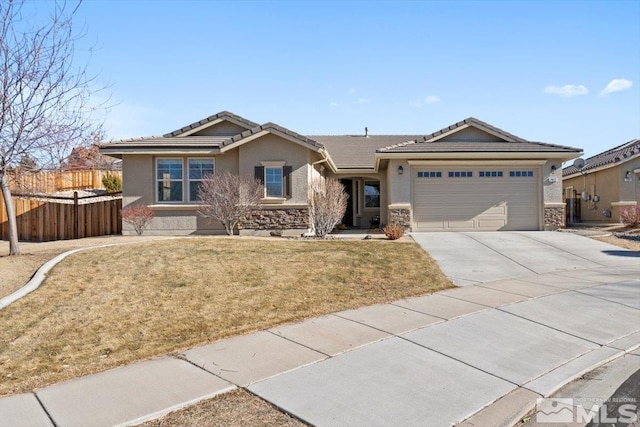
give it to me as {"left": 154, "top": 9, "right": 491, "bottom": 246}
{"left": 0, "top": 193, "right": 122, "bottom": 242}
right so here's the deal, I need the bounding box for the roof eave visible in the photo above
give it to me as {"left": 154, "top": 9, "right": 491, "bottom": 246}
{"left": 563, "top": 152, "right": 640, "bottom": 179}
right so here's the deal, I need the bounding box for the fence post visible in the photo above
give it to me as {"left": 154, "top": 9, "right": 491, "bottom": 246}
{"left": 73, "top": 191, "right": 79, "bottom": 239}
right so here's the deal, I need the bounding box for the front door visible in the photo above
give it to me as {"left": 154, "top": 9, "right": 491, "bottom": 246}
{"left": 340, "top": 179, "right": 353, "bottom": 226}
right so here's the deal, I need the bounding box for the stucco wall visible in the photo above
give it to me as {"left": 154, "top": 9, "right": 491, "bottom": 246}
{"left": 122, "top": 155, "right": 154, "bottom": 207}
{"left": 619, "top": 157, "right": 640, "bottom": 202}
{"left": 387, "top": 159, "right": 411, "bottom": 205}
{"left": 438, "top": 127, "right": 502, "bottom": 142}
{"left": 563, "top": 159, "right": 640, "bottom": 222}
{"left": 191, "top": 121, "right": 248, "bottom": 136}
{"left": 238, "top": 134, "right": 311, "bottom": 204}
{"left": 543, "top": 160, "right": 563, "bottom": 204}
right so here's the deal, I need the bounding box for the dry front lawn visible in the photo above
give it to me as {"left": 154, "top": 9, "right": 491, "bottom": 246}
{"left": 0, "top": 237, "right": 451, "bottom": 396}
{"left": 141, "top": 389, "right": 306, "bottom": 427}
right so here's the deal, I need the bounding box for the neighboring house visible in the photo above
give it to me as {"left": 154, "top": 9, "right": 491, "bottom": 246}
{"left": 99, "top": 111, "right": 581, "bottom": 235}
{"left": 563, "top": 139, "right": 640, "bottom": 223}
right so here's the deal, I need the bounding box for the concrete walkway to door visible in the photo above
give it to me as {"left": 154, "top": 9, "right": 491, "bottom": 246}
{"left": 410, "top": 231, "right": 640, "bottom": 286}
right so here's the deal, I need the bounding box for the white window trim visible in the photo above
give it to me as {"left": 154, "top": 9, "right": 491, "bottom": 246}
{"left": 259, "top": 161, "right": 287, "bottom": 199}
{"left": 264, "top": 166, "right": 284, "bottom": 198}
{"left": 156, "top": 158, "right": 184, "bottom": 204}
{"left": 260, "top": 161, "right": 286, "bottom": 167}
{"left": 187, "top": 157, "right": 215, "bottom": 203}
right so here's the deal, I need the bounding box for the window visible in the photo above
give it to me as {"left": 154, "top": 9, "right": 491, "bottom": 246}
{"left": 509, "top": 170, "right": 534, "bottom": 177}
{"left": 448, "top": 171, "right": 473, "bottom": 178}
{"left": 265, "top": 167, "right": 283, "bottom": 197}
{"left": 157, "top": 159, "right": 183, "bottom": 202}
{"left": 479, "top": 171, "right": 504, "bottom": 178}
{"left": 364, "top": 181, "right": 380, "bottom": 208}
{"left": 417, "top": 171, "right": 442, "bottom": 178}
{"left": 255, "top": 165, "right": 292, "bottom": 199}
{"left": 188, "top": 158, "right": 214, "bottom": 202}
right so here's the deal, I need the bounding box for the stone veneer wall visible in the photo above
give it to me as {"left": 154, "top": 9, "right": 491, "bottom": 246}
{"left": 544, "top": 206, "right": 565, "bottom": 229}
{"left": 389, "top": 208, "right": 411, "bottom": 230}
{"left": 240, "top": 208, "right": 309, "bottom": 230}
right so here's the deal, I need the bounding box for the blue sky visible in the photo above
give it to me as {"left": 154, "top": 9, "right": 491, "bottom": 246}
{"left": 66, "top": 0, "right": 640, "bottom": 159}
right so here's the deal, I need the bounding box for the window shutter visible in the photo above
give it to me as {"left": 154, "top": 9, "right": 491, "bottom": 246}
{"left": 283, "top": 166, "right": 292, "bottom": 198}
{"left": 255, "top": 166, "right": 264, "bottom": 184}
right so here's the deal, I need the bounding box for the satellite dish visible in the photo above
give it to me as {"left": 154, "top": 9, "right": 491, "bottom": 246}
{"left": 573, "top": 158, "right": 585, "bottom": 170}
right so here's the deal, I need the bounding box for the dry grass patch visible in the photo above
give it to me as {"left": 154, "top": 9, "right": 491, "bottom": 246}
{"left": 140, "top": 389, "right": 305, "bottom": 427}
{"left": 592, "top": 235, "right": 640, "bottom": 251}
{"left": 0, "top": 237, "right": 451, "bottom": 395}
{"left": 0, "top": 235, "right": 166, "bottom": 298}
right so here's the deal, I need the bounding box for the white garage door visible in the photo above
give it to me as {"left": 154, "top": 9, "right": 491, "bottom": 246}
{"left": 412, "top": 167, "right": 540, "bottom": 231}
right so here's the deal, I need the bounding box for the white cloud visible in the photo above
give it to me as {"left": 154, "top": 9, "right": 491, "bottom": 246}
{"left": 599, "top": 78, "right": 633, "bottom": 96}
{"left": 348, "top": 88, "right": 356, "bottom": 94}
{"left": 329, "top": 101, "right": 339, "bottom": 107}
{"left": 410, "top": 95, "right": 440, "bottom": 108}
{"left": 544, "top": 84, "right": 589, "bottom": 97}
{"left": 424, "top": 95, "right": 440, "bottom": 104}
{"left": 354, "top": 97, "right": 369, "bottom": 105}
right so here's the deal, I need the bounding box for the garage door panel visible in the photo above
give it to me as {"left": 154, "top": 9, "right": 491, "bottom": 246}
{"left": 412, "top": 167, "right": 539, "bottom": 231}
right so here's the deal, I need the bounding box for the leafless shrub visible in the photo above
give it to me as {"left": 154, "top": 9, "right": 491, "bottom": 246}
{"left": 619, "top": 205, "right": 640, "bottom": 227}
{"left": 308, "top": 178, "right": 347, "bottom": 238}
{"left": 121, "top": 204, "right": 154, "bottom": 236}
{"left": 383, "top": 223, "right": 405, "bottom": 240}
{"left": 198, "top": 172, "right": 264, "bottom": 236}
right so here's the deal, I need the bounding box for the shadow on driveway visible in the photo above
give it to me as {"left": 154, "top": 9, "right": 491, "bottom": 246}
{"left": 602, "top": 250, "right": 640, "bottom": 258}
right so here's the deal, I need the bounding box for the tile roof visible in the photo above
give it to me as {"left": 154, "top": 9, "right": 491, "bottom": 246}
{"left": 163, "top": 111, "right": 259, "bottom": 137}
{"left": 379, "top": 141, "right": 581, "bottom": 154}
{"left": 378, "top": 117, "right": 580, "bottom": 155}
{"left": 563, "top": 139, "right": 640, "bottom": 176}
{"left": 226, "top": 122, "right": 325, "bottom": 150}
{"left": 310, "top": 135, "right": 419, "bottom": 169}
{"left": 410, "top": 117, "right": 527, "bottom": 145}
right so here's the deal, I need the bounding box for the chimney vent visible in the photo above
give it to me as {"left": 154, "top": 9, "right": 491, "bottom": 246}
{"left": 365, "top": 127, "right": 368, "bottom": 137}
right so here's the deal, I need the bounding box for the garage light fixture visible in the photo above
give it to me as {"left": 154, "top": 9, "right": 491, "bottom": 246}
{"left": 624, "top": 171, "right": 632, "bottom": 182}
{"left": 398, "top": 165, "right": 404, "bottom": 175}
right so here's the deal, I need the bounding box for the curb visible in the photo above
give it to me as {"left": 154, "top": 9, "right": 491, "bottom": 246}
{"left": 456, "top": 344, "right": 640, "bottom": 427}
{"left": 0, "top": 237, "right": 178, "bottom": 310}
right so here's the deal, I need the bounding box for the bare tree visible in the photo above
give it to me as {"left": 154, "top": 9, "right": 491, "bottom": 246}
{"left": 198, "top": 172, "right": 264, "bottom": 236}
{"left": 308, "top": 178, "right": 347, "bottom": 238}
{"left": 0, "top": 1, "right": 102, "bottom": 255}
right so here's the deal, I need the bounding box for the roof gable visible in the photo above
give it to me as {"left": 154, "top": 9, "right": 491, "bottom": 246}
{"left": 163, "top": 111, "right": 258, "bottom": 137}
{"left": 220, "top": 122, "right": 325, "bottom": 153}
{"left": 421, "top": 117, "right": 526, "bottom": 143}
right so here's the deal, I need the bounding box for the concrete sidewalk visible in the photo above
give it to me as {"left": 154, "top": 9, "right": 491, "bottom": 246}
{"left": 1, "top": 233, "right": 639, "bottom": 426}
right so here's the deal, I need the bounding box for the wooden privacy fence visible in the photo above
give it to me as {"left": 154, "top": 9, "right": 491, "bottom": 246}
{"left": 8, "top": 170, "right": 122, "bottom": 193}
{"left": 0, "top": 193, "right": 122, "bottom": 242}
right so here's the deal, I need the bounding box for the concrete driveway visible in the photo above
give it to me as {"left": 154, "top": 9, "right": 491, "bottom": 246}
{"left": 411, "top": 231, "right": 640, "bottom": 285}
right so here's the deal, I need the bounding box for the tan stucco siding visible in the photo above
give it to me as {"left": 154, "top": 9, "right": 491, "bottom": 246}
{"left": 238, "top": 134, "right": 311, "bottom": 204}
{"left": 438, "top": 127, "right": 505, "bottom": 142}
{"left": 619, "top": 158, "right": 640, "bottom": 202}
{"left": 388, "top": 159, "right": 411, "bottom": 205}
{"left": 191, "top": 121, "right": 248, "bottom": 136}
{"left": 132, "top": 208, "right": 225, "bottom": 236}
{"left": 543, "top": 160, "right": 563, "bottom": 204}
{"left": 563, "top": 160, "right": 640, "bottom": 222}
{"left": 122, "top": 155, "right": 154, "bottom": 208}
